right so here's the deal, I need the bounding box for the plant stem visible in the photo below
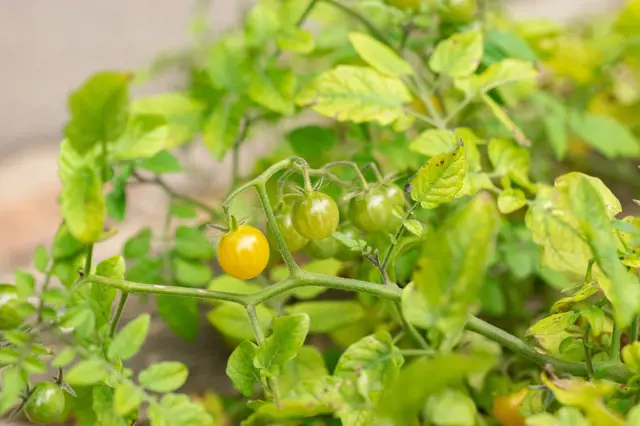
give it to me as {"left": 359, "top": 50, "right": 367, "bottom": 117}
{"left": 584, "top": 323, "right": 594, "bottom": 379}
{"left": 393, "top": 302, "right": 430, "bottom": 349}
{"left": 256, "top": 183, "right": 299, "bottom": 273}
{"left": 321, "top": 0, "right": 392, "bottom": 46}
{"left": 611, "top": 323, "right": 622, "bottom": 361}
{"left": 297, "top": 0, "right": 319, "bottom": 25}
{"left": 109, "top": 291, "right": 129, "bottom": 338}
{"left": 36, "top": 263, "right": 56, "bottom": 323}
{"left": 382, "top": 200, "right": 419, "bottom": 269}
{"left": 246, "top": 305, "right": 265, "bottom": 344}
{"left": 466, "top": 315, "right": 631, "bottom": 383}
{"left": 323, "top": 161, "right": 369, "bottom": 189}
{"left": 631, "top": 315, "right": 639, "bottom": 343}
{"left": 83, "top": 245, "right": 94, "bottom": 277}
{"left": 399, "top": 348, "right": 436, "bottom": 357}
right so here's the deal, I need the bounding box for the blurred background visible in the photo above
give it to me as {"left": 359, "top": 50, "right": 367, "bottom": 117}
{"left": 0, "top": 0, "right": 627, "bottom": 413}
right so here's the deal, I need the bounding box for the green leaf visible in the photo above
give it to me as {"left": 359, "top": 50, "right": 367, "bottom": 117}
{"left": 256, "top": 313, "right": 310, "bottom": 373}
{"left": 138, "top": 150, "right": 183, "bottom": 174}
{"left": 569, "top": 112, "right": 640, "bottom": 159}
{"left": 111, "top": 114, "right": 169, "bottom": 160}
{"left": 208, "top": 275, "right": 262, "bottom": 294}
{"left": 52, "top": 224, "right": 85, "bottom": 260}
{"left": 530, "top": 93, "right": 568, "bottom": 159}
{"left": 454, "top": 59, "right": 538, "bottom": 98}
{"left": 173, "top": 257, "right": 212, "bottom": 287}
{"left": 226, "top": 340, "right": 260, "bottom": 397}
{"left": 93, "top": 385, "right": 127, "bottom": 426}
{"left": 334, "top": 332, "right": 403, "bottom": 395}
{"left": 51, "top": 347, "right": 76, "bottom": 368}
{"left": 207, "top": 36, "right": 252, "bottom": 92}
{"left": 93, "top": 255, "right": 124, "bottom": 327}
{"left": 581, "top": 306, "right": 605, "bottom": 337}
{"left": 249, "top": 67, "right": 296, "bottom": 115}
{"left": 174, "top": 226, "right": 215, "bottom": 260}
{"left": 149, "top": 393, "right": 215, "bottom": 426}
{"left": 203, "top": 98, "right": 245, "bottom": 160}
{"left": 616, "top": 0, "right": 640, "bottom": 36}
{"left": 482, "top": 29, "right": 537, "bottom": 65}
{"left": 60, "top": 304, "right": 96, "bottom": 337}
{"left": 157, "top": 295, "right": 199, "bottom": 341}
{"left": 286, "top": 126, "right": 337, "bottom": 168}
{"left": 65, "top": 359, "right": 108, "bottom": 385}
{"left": 377, "top": 354, "right": 494, "bottom": 426}
{"left": 409, "top": 129, "right": 458, "bottom": 157}
{"left": 96, "top": 255, "right": 125, "bottom": 280}
{"left": 623, "top": 342, "right": 640, "bottom": 373}
{"left": 279, "top": 346, "right": 328, "bottom": 395}
{"left": 208, "top": 303, "right": 273, "bottom": 341}
{"left": 277, "top": 28, "right": 315, "bottom": 54}
{"left": 285, "top": 301, "right": 366, "bottom": 333}
{"left": 296, "top": 65, "right": 411, "bottom": 125}
{"left": 106, "top": 165, "right": 132, "bottom": 222}
{"left": 349, "top": 32, "right": 413, "bottom": 77}
{"left": 15, "top": 269, "right": 35, "bottom": 298}
{"left": 33, "top": 245, "right": 49, "bottom": 273}
{"left": 131, "top": 93, "right": 204, "bottom": 149}
{"left": 497, "top": 188, "right": 526, "bottom": 214}
{"left": 410, "top": 142, "right": 467, "bottom": 209}
{"left": 526, "top": 311, "right": 579, "bottom": 337}
{"left": 123, "top": 228, "right": 152, "bottom": 259}
{"left": 139, "top": 362, "right": 188, "bottom": 392}
{"left": 488, "top": 138, "right": 530, "bottom": 185}
{"left": 551, "top": 282, "right": 599, "bottom": 314}
{"left": 402, "top": 219, "right": 424, "bottom": 238}
{"left": 429, "top": 30, "right": 483, "bottom": 78}
{"left": 565, "top": 174, "right": 640, "bottom": 326}
{"left": 114, "top": 381, "right": 144, "bottom": 416}
{"left": 108, "top": 314, "right": 150, "bottom": 361}
{"left": 411, "top": 193, "right": 500, "bottom": 330}
{"left": 65, "top": 72, "right": 130, "bottom": 155}
{"left": 61, "top": 166, "right": 105, "bottom": 244}
{"left": 425, "top": 389, "right": 476, "bottom": 426}
{"left": 0, "top": 366, "right": 26, "bottom": 415}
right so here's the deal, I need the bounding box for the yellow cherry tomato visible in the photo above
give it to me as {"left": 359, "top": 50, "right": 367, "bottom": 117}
{"left": 493, "top": 388, "right": 528, "bottom": 426}
{"left": 218, "top": 225, "right": 270, "bottom": 280}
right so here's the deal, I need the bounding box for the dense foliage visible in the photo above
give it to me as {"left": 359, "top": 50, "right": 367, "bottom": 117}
{"left": 3, "top": 0, "right": 640, "bottom": 424}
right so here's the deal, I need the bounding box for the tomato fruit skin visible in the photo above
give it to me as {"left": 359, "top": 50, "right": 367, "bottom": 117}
{"left": 350, "top": 186, "right": 402, "bottom": 234}
{"left": 271, "top": 208, "right": 308, "bottom": 252}
{"left": 383, "top": 184, "right": 406, "bottom": 207}
{"left": 292, "top": 192, "right": 340, "bottom": 240}
{"left": 335, "top": 226, "right": 361, "bottom": 261}
{"left": 305, "top": 236, "right": 339, "bottom": 260}
{"left": 218, "top": 225, "right": 270, "bottom": 280}
{"left": 23, "top": 382, "right": 65, "bottom": 424}
{"left": 493, "top": 388, "right": 528, "bottom": 426}
{"left": 0, "top": 284, "right": 27, "bottom": 330}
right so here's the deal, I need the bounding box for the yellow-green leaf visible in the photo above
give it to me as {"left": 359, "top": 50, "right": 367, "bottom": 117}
{"left": 410, "top": 143, "right": 467, "bottom": 209}
{"left": 526, "top": 311, "right": 579, "bottom": 337}
{"left": 409, "top": 129, "right": 457, "bottom": 157}
{"left": 483, "top": 94, "right": 532, "bottom": 147}
{"left": 285, "top": 301, "right": 365, "bottom": 333}
{"left": 488, "top": 138, "right": 530, "bottom": 185}
{"left": 296, "top": 65, "right": 411, "bottom": 125}
{"left": 255, "top": 313, "right": 310, "bottom": 373}
{"left": 497, "top": 189, "right": 526, "bottom": 214}
{"left": 429, "top": 30, "right": 483, "bottom": 78}
{"left": 277, "top": 27, "right": 315, "bottom": 54}
{"left": 349, "top": 32, "right": 413, "bottom": 77}
{"left": 203, "top": 99, "right": 245, "bottom": 160}
{"left": 61, "top": 166, "right": 105, "bottom": 244}
{"left": 248, "top": 68, "right": 296, "bottom": 116}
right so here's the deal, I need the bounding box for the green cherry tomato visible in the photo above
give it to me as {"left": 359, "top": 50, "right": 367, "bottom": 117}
{"left": 335, "top": 225, "right": 361, "bottom": 261}
{"left": 305, "top": 236, "right": 339, "bottom": 260}
{"left": 0, "top": 284, "right": 28, "bottom": 330}
{"left": 23, "top": 382, "right": 65, "bottom": 424}
{"left": 350, "top": 186, "right": 402, "bottom": 234}
{"left": 270, "top": 208, "right": 309, "bottom": 252}
{"left": 383, "top": 184, "right": 406, "bottom": 206}
{"left": 292, "top": 191, "right": 340, "bottom": 240}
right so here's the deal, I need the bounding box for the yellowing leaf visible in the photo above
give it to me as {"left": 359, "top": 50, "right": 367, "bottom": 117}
{"left": 429, "top": 30, "right": 483, "bottom": 78}
{"left": 409, "top": 129, "right": 457, "bottom": 157}
{"left": 497, "top": 189, "right": 526, "bottom": 214}
{"left": 410, "top": 143, "right": 467, "bottom": 209}
{"left": 488, "top": 138, "right": 530, "bottom": 185}
{"left": 349, "top": 32, "right": 413, "bottom": 77}
{"left": 551, "top": 282, "right": 599, "bottom": 313}
{"left": 61, "top": 166, "right": 105, "bottom": 244}
{"left": 277, "top": 27, "right": 315, "bottom": 53}
{"left": 296, "top": 65, "right": 411, "bottom": 125}
{"left": 525, "top": 311, "right": 579, "bottom": 337}
{"left": 483, "top": 95, "right": 532, "bottom": 147}
{"left": 454, "top": 59, "right": 538, "bottom": 97}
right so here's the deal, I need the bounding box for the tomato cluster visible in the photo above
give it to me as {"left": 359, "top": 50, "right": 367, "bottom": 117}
{"left": 218, "top": 180, "right": 405, "bottom": 279}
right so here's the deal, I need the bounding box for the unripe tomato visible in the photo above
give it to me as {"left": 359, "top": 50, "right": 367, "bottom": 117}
{"left": 0, "top": 284, "right": 27, "bottom": 330}
{"left": 292, "top": 191, "right": 340, "bottom": 240}
{"left": 384, "top": 0, "right": 423, "bottom": 11}
{"left": 442, "top": 0, "right": 476, "bottom": 23}
{"left": 493, "top": 388, "right": 528, "bottom": 426}
{"left": 305, "top": 236, "right": 339, "bottom": 260}
{"left": 335, "top": 225, "right": 361, "bottom": 261}
{"left": 23, "top": 382, "right": 65, "bottom": 424}
{"left": 218, "top": 225, "right": 270, "bottom": 280}
{"left": 270, "top": 207, "right": 308, "bottom": 252}
{"left": 350, "top": 186, "right": 402, "bottom": 234}
{"left": 383, "top": 184, "right": 406, "bottom": 207}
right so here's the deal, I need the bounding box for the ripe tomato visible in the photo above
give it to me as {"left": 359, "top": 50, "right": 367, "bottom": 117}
{"left": 292, "top": 191, "right": 340, "bottom": 240}
{"left": 218, "top": 225, "right": 270, "bottom": 280}
{"left": 350, "top": 186, "right": 403, "bottom": 233}
{"left": 305, "top": 236, "right": 339, "bottom": 260}
{"left": 493, "top": 388, "right": 528, "bottom": 426}
{"left": 335, "top": 225, "right": 361, "bottom": 261}
{"left": 271, "top": 208, "right": 308, "bottom": 252}
{"left": 0, "top": 284, "right": 27, "bottom": 330}
{"left": 23, "top": 382, "right": 65, "bottom": 424}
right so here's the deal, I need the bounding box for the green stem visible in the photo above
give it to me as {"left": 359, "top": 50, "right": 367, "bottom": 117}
{"left": 584, "top": 323, "right": 594, "bottom": 379}
{"left": 83, "top": 245, "right": 94, "bottom": 277}
{"left": 631, "top": 315, "right": 639, "bottom": 343}
{"left": 256, "top": 183, "right": 299, "bottom": 273}
{"left": 109, "top": 292, "right": 129, "bottom": 338}
{"left": 611, "top": 323, "right": 622, "bottom": 361}
{"left": 393, "top": 302, "right": 430, "bottom": 349}
{"left": 321, "top": 0, "right": 392, "bottom": 46}
{"left": 382, "top": 200, "right": 419, "bottom": 269}
{"left": 36, "top": 262, "right": 56, "bottom": 323}
{"left": 296, "top": 0, "right": 319, "bottom": 25}
{"left": 466, "top": 315, "right": 631, "bottom": 383}
{"left": 399, "top": 348, "right": 436, "bottom": 357}
{"left": 323, "top": 161, "right": 369, "bottom": 189}
{"left": 246, "top": 305, "right": 265, "bottom": 344}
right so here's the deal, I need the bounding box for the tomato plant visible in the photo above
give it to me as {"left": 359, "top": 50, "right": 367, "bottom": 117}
{"left": 3, "top": 0, "right": 640, "bottom": 425}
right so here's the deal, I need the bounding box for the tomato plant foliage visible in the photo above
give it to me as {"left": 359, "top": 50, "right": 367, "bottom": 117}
{"left": 4, "top": 0, "right": 640, "bottom": 425}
